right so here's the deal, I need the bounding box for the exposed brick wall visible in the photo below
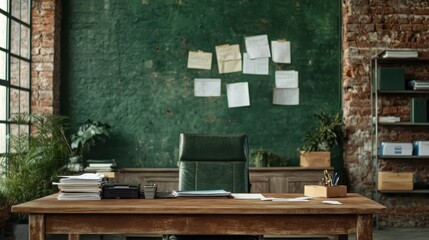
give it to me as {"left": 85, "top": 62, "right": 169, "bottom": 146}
{"left": 342, "top": 0, "right": 429, "bottom": 227}
{"left": 31, "top": 0, "right": 61, "bottom": 114}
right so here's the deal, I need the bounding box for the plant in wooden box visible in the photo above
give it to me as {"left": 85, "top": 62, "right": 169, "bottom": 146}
{"left": 0, "top": 114, "right": 72, "bottom": 227}
{"left": 70, "top": 119, "right": 111, "bottom": 171}
{"left": 299, "top": 111, "right": 343, "bottom": 167}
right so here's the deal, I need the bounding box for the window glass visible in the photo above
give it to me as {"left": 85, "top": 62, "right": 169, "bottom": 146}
{"left": 0, "top": 13, "right": 7, "bottom": 49}
{"left": 11, "top": 0, "right": 20, "bottom": 20}
{"left": 19, "top": 89, "right": 29, "bottom": 114}
{"left": 9, "top": 88, "right": 30, "bottom": 116}
{"left": 20, "top": 25, "right": 29, "bottom": 58}
{"left": 0, "top": 85, "right": 6, "bottom": 121}
{"left": 0, "top": 123, "right": 6, "bottom": 154}
{"left": 10, "top": 56, "right": 18, "bottom": 86}
{"left": 0, "top": 1, "right": 7, "bottom": 11}
{"left": 21, "top": 0, "right": 30, "bottom": 24}
{"left": 0, "top": 50, "right": 6, "bottom": 80}
{"left": 10, "top": 20, "right": 19, "bottom": 56}
{"left": 9, "top": 123, "right": 29, "bottom": 153}
{"left": 20, "top": 59, "right": 29, "bottom": 88}
{"left": 10, "top": 88, "right": 20, "bottom": 116}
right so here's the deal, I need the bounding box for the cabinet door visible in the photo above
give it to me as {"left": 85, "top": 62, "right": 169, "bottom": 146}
{"left": 286, "top": 176, "right": 321, "bottom": 193}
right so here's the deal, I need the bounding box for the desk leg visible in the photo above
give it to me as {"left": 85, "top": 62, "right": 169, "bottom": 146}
{"left": 68, "top": 234, "right": 80, "bottom": 240}
{"left": 356, "top": 214, "right": 373, "bottom": 240}
{"left": 29, "top": 214, "right": 45, "bottom": 240}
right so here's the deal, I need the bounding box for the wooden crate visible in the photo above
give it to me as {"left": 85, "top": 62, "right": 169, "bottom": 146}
{"left": 299, "top": 151, "right": 330, "bottom": 167}
{"left": 378, "top": 172, "right": 413, "bottom": 191}
{"left": 304, "top": 185, "right": 347, "bottom": 198}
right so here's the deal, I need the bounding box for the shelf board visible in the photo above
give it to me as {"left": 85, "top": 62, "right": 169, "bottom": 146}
{"left": 377, "top": 90, "right": 429, "bottom": 94}
{"left": 374, "top": 57, "right": 429, "bottom": 63}
{"left": 378, "top": 155, "right": 429, "bottom": 159}
{"left": 379, "top": 189, "right": 429, "bottom": 194}
{"left": 378, "top": 122, "right": 429, "bottom": 127}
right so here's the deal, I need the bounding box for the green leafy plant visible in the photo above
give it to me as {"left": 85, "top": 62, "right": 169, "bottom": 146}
{"left": 70, "top": 119, "right": 111, "bottom": 167}
{"left": 0, "top": 114, "right": 72, "bottom": 221}
{"left": 301, "top": 111, "right": 343, "bottom": 152}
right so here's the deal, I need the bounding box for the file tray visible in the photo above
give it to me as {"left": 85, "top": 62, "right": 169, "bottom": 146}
{"left": 304, "top": 185, "right": 347, "bottom": 198}
{"left": 102, "top": 183, "right": 140, "bottom": 199}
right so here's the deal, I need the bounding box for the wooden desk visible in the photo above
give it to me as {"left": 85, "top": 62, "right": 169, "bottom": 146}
{"left": 12, "top": 193, "right": 386, "bottom": 240}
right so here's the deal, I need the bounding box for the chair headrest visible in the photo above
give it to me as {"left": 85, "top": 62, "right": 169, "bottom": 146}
{"left": 179, "top": 133, "right": 248, "bottom": 162}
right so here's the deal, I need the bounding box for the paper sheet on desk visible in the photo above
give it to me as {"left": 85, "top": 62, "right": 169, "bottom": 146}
{"left": 231, "top": 193, "right": 265, "bottom": 199}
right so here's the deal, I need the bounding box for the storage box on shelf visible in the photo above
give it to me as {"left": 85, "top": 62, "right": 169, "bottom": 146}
{"left": 377, "top": 172, "right": 414, "bottom": 191}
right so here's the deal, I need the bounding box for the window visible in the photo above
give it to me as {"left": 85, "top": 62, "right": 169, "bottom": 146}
{"left": 0, "top": 0, "right": 31, "bottom": 160}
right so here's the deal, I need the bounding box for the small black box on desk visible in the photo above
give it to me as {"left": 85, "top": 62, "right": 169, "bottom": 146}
{"left": 102, "top": 183, "right": 140, "bottom": 199}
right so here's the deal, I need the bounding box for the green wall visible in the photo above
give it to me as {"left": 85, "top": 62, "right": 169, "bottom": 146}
{"left": 61, "top": 0, "right": 341, "bottom": 168}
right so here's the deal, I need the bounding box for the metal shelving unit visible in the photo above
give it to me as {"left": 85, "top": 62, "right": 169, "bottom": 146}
{"left": 371, "top": 56, "right": 429, "bottom": 199}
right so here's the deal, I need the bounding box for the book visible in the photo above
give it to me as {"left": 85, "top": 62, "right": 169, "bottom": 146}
{"left": 379, "top": 50, "right": 418, "bottom": 58}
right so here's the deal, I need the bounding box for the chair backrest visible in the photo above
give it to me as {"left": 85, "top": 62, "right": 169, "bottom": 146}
{"left": 178, "top": 133, "right": 250, "bottom": 193}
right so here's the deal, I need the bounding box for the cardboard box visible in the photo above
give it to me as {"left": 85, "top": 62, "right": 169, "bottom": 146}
{"left": 299, "top": 151, "right": 330, "bottom": 167}
{"left": 378, "top": 172, "right": 413, "bottom": 191}
{"left": 304, "top": 185, "right": 347, "bottom": 198}
{"left": 380, "top": 142, "right": 413, "bottom": 156}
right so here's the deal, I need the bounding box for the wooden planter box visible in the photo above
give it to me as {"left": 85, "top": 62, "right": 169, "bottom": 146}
{"left": 304, "top": 185, "right": 347, "bottom": 198}
{"left": 300, "top": 151, "right": 330, "bottom": 167}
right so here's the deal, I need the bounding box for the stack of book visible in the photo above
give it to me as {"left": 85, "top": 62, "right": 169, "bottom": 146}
{"left": 379, "top": 49, "right": 418, "bottom": 58}
{"left": 84, "top": 159, "right": 117, "bottom": 175}
{"left": 54, "top": 173, "right": 105, "bottom": 200}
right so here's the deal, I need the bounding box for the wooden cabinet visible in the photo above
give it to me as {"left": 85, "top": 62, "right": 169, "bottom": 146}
{"left": 118, "top": 167, "right": 332, "bottom": 193}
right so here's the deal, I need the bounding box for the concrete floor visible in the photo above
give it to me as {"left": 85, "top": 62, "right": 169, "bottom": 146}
{"left": 348, "top": 227, "right": 429, "bottom": 240}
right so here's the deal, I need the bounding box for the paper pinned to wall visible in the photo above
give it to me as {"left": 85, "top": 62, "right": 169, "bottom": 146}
{"left": 271, "top": 40, "right": 291, "bottom": 63}
{"left": 187, "top": 51, "right": 213, "bottom": 70}
{"left": 215, "top": 44, "right": 242, "bottom": 74}
{"left": 194, "top": 78, "right": 221, "bottom": 97}
{"left": 243, "top": 53, "right": 269, "bottom": 75}
{"left": 226, "top": 82, "right": 250, "bottom": 108}
{"left": 275, "top": 70, "right": 298, "bottom": 88}
{"left": 273, "top": 88, "right": 299, "bottom": 105}
{"left": 245, "top": 34, "right": 271, "bottom": 59}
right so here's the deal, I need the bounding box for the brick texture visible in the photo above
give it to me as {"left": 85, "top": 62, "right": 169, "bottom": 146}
{"left": 343, "top": 0, "right": 429, "bottom": 227}
{"left": 31, "top": 0, "right": 61, "bottom": 114}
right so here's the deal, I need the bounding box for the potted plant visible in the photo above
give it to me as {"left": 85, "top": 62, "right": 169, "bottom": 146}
{"left": 251, "top": 149, "right": 270, "bottom": 167}
{"left": 69, "top": 119, "right": 111, "bottom": 171}
{"left": 0, "top": 113, "right": 72, "bottom": 237}
{"left": 251, "top": 149, "right": 286, "bottom": 167}
{"left": 299, "top": 111, "right": 343, "bottom": 167}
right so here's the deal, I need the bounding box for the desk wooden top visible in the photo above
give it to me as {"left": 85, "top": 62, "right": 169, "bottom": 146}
{"left": 12, "top": 193, "right": 386, "bottom": 215}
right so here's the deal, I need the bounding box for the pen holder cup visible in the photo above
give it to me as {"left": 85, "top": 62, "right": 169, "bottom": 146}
{"left": 143, "top": 185, "right": 157, "bottom": 199}
{"left": 304, "top": 185, "right": 347, "bottom": 198}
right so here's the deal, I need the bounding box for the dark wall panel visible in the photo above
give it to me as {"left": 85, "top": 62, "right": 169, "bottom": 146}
{"left": 61, "top": 0, "right": 341, "bottom": 168}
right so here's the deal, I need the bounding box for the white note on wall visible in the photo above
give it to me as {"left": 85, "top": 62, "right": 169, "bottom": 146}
{"left": 226, "top": 82, "right": 250, "bottom": 108}
{"left": 215, "top": 44, "right": 242, "bottom": 74}
{"left": 271, "top": 40, "right": 291, "bottom": 63}
{"left": 243, "top": 53, "right": 269, "bottom": 75}
{"left": 273, "top": 88, "right": 299, "bottom": 105}
{"left": 187, "top": 51, "right": 213, "bottom": 70}
{"left": 275, "top": 70, "right": 298, "bottom": 88}
{"left": 245, "top": 34, "right": 271, "bottom": 59}
{"left": 194, "top": 78, "right": 221, "bottom": 97}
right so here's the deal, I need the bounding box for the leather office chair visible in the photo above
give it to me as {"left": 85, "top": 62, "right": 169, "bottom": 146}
{"left": 166, "top": 133, "right": 260, "bottom": 240}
